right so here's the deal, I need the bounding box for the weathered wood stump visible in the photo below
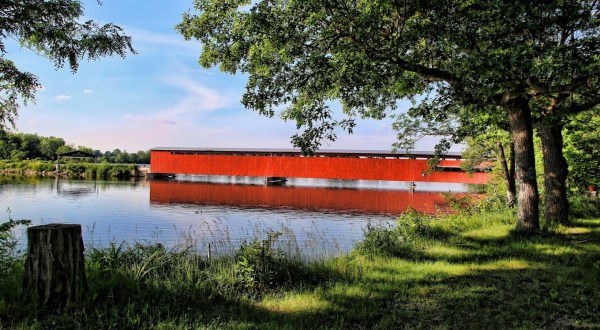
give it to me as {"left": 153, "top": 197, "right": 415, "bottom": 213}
{"left": 23, "top": 224, "right": 87, "bottom": 313}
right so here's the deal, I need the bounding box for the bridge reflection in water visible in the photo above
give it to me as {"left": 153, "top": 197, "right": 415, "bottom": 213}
{"left": 149, "top": 180, "right": 455, "bottom": 215}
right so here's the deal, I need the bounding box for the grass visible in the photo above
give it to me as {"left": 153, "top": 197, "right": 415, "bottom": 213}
{"left": 1, "top": 200, "right": 599, "bottom": 329}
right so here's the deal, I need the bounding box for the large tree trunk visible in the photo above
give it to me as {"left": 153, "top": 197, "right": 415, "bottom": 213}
{"left": 23, "top": 224, "right": 88, "bottom": 314}
{"left": 507, "top": 100, "right": 540, "bottom": 231}
{"left": 497, "top": 141, "right": 516, "bottom": 208}
{"left": 538, "top": 119, "right": 570, "bottom": 224}
{"left": 509, "top": 142, "right": 516, "bottom": 200}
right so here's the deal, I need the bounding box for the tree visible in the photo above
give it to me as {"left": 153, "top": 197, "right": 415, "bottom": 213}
{"left": 563, "top": 108, "right": 600, "bottom": 191}
{"left": 179, "top": 0, "right": 600, "bottom": 232}
{"left": 462, "top": 131, "right": 516, "bottom": 208}
{"left": 39, "top": 136, "right": 66, "bottom": 160}
{"left": 0, "top": 0, "right": 135, "bottom": 130}
{"left": 17, "top": 133, "right": 42, "bottom": 159}
{"left": 390, "top": 101, "right": 517, "bottom": 207}
{"left": 0, "top": 131, "right": 18, "bottom": 159}
{"left": 56, "top": 144, "right": 75, "bottom": 155}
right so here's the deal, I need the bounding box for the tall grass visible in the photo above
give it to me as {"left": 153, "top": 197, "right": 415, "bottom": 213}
{"left": 1, "top": 194, "right": 599, "bottom": 329}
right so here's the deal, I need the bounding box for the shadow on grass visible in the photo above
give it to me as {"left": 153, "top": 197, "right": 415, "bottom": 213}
{"left": 2, "top": 219, "right": 599, "bottom": 329}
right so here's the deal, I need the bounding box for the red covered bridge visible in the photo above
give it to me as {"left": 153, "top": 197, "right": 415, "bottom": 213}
{"left": 150, "top": 148, "right": 489, "bottom": 184}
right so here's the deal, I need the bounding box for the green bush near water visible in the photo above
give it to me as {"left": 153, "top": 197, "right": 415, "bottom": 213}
{"left": 0, "top": 160, "right": 136, "bottom": 179}
{"left": 0, "top": 160, "right": 43, "bottom": 173}
{"left": 1, "top": 196, "right": 599, "bottom": 329}
{"left": 63, "top": 162, "right": 136, "bottom": 179}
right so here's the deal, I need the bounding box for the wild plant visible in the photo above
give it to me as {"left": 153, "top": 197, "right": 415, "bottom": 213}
{"left": 233, "top": 231, "right": 293, "bottom": 295}
{"left": 354, "top": 207, "right": 441, "bottom": 258}
{"left": 354, "top": 222, "right": 406, "bottom": 257}
{"left": 0, "top": 214, "right": 31, "bottom": 315}
{"left": 569, "top": 196, "right": 600, "bottom": 219}
{"left": 0, "top": 214, "right": 31, "bottom": 261}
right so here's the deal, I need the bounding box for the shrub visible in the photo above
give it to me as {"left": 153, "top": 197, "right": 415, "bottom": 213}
{"left": 354, "top": 223, "right": 406, "bottom": 258}
{"left": 65, "top": 163, "right": 86, "bottom": 177}
{"left": 0, "top": 218, "right": 31, "bottom": 308}
{"left": 233, "top": 231, "right": 293, "bottom": 295}
{"left": 569, "top": 196, "right": 600, "bottom": 219}
{"left": 29, "top": 161, "right": 55, "bottom": 172}
{"left": 0, "top": 219, "right": 31, "bottom": 260}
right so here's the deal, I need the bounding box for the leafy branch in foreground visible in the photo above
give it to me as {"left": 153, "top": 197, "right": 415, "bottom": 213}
{"left": 0, "top": 213, "right": 31, "bottom": 259}
{"left": 0, "top": 0, "right": 136, "bottom": 130}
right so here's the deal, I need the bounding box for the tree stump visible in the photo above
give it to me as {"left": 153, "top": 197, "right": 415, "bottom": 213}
{"left": 23, "top": 224, "right": 87, "bottom": 313}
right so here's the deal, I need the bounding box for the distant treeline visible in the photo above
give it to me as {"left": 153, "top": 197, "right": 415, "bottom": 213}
{"left": 0, "top": 132, "right": 150, "bottom": 164}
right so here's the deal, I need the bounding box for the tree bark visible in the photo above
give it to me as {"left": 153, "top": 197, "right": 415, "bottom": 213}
{"left": 497, "top": 141, "right": 516, "bottom": 208}
{"left": 509, "top": 142, "right": 516, "bottom": 202}
{"left": 507, "top": 99, "right": 540, "bottom": 231}
{"left": 23, "top": 224, "right": 87, "bottom": 314}
{"left": 538, "top": 119, "right": 570, "bottom": 224}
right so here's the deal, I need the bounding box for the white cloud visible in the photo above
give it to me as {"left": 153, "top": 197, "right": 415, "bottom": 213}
{"left": 125, "top": 114, "right": 178, "bottom": 126}
{"left": 124, "top": 26, "right": 198, "bottom": 50}
{"left": 53, "top": 95, "right": 72, "bottom": 102}
{"left": 83, "top": 89, "right": 93, "bottom": 94}
{"left": 165, "top": 76, "right": 229, "bottom": 113}
{"left": 126, "top": 76, "right": 230, "bottom": 125}
{"left": 36, "top": 85, "right": 46, "bottom": 92}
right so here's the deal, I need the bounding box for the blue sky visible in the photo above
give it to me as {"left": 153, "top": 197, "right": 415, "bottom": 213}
{"left": 10, "top": 0, "right": 443, "bottom": 153}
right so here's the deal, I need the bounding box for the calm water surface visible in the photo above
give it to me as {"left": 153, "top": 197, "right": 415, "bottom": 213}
{"left": 0, "top": 175, "right": 472, "bottom": 257}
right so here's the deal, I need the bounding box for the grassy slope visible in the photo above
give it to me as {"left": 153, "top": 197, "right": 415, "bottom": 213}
{"left": 254, "top": 216, "right": 600, "bottom": 329}
{"left": 1, "top": 211, "right": 599, "bottom": 329}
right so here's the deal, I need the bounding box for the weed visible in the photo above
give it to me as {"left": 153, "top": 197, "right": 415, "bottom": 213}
{"left": 569, "top": 196, "right": 600, "bottom": 219}
{"left": 0, "top": 217, "right": 31, "bottom": 259}
{"left": 234, "top": 231, "right": 295, "bottom": 296}
{"left": 354, "top": 223, "right": 407, "bottom": 258}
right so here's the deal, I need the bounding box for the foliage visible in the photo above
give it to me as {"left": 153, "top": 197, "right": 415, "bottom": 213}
{"left": 0, "top": 131, "right": 151, "bottom": 163}
{"left": 0, "top": 159, "right": 137, "bottom": 179}
{"left": 64, "top": 163, "right": 136, "bottom": 179}
{"left": 178, "top": 0, "right": 599, "bottom": 231}
{"left": 0, "top": 0, "right": 135, "bottom": 130}
{"left": 0, "top": 216, "right": 31, "bottom": 317}
{"left": 355, "top": 211, "right": 433, "bottom": 258}
{"left": 443, "top": 192, "right": 512, "bottom": 215}
{"left": 460, "top": 130, "right": 511, "bottom": 172}
{"left": 355, "top": 195, "right": 516, "bottom": 259}
{"left": 1, "top": 211, "right": 599, "bottom": 328}
{"left": 569, "top": 196, "right": 600, "bottom": 219}
{"left": 234, "top": 232, "right": 295, "bottom": 295}
{"left": 0, "top": 217, "right": 31, "bottom": 260}
{"left": 354, "top": 222, "right": 405, "bottom": 258}
{"left": 564, "top": 110, "right": 600, "bottom": 190}
{"left": 0, "top": 132, "right": 62, "bottom": 160}
{"left": 178, "top": 0, "right": 599, "bottom": 150}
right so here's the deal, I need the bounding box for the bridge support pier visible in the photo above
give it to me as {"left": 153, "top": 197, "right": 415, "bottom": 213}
{"left": 265, "top": 177, "right": 287, "bottom": 186}
{"left": 409, "top": 182, "right": 416, "bottom": 192}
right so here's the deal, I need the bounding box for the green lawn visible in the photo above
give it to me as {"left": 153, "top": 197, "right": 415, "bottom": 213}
{"left": 1, "top": 207, "right": 599, "bottom": 329}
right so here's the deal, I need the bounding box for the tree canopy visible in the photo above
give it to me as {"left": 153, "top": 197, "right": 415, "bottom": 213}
{"left": 179, "top": 0, "right": 598, "bottom": 144}
{"left": 179, "top": 0, "right": 600, "bottom": 231}
{"left": 0, "top": 0, "right": 135, "bottom": 129}
{"left": 0, "top": 131, "right": 150, "bottom": 163}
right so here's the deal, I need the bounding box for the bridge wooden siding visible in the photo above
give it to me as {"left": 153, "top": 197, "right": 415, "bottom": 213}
{"left": 150, "top": 148, "right": 489, "bottom": 184}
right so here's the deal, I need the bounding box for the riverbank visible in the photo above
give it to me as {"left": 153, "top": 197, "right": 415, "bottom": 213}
{"left": 0, "top": 160, "right": 139, "bottom": 179}
{"left": 1, "top": 197, "right": 599, "bottom": 329}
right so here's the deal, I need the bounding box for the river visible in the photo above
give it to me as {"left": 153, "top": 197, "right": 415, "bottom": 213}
{"left": 0, "top": 175, "right": 475, "bottom": 258}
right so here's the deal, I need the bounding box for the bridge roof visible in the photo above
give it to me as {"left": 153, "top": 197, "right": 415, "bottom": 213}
{"left": 150, "top": 147, "right": 463, "bottom": 159}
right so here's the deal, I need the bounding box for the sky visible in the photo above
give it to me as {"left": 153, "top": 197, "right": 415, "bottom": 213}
{"left": 9, "top": 0, "right": 448, "bottom": 153}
